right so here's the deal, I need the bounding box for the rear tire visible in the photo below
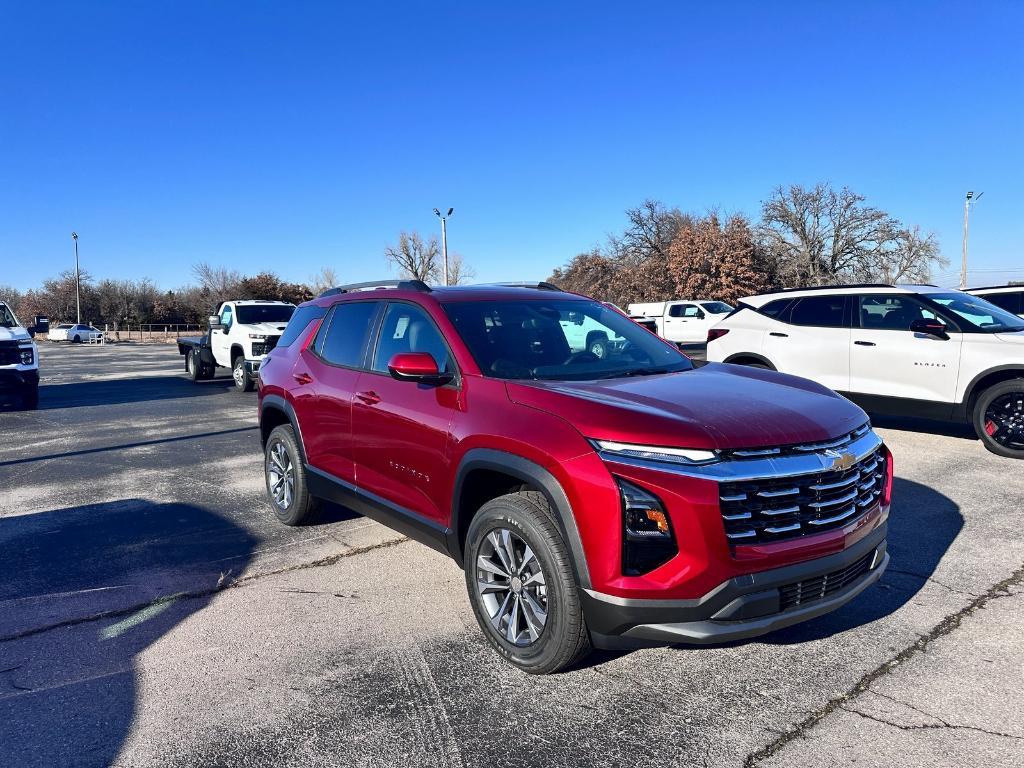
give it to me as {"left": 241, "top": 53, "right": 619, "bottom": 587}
{"left": 464, "top": 491, "right": 592, "bottom": 674}
{"left": 233, "top": 355, "right": 255, "bottom": 392}
{"left": 973, "top": 380, "right": 1024, "bottom": 459}
{"left": 187, "top": 349, "right": 212, "bottom": 381}
{"left": 72, "top": 334, "right": 81, "bottom": 344}
{"left": 264, "top": 425, "right": 319, "bottom": 525}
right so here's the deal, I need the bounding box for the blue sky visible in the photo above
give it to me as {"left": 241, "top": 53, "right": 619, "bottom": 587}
{"left": 1, "top": 1, "right": 1022, "bottom": 292}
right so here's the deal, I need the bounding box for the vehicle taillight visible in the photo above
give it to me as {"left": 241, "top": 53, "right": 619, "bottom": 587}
{"left": 707, "top": 328, "right": 729, "bottom": 342}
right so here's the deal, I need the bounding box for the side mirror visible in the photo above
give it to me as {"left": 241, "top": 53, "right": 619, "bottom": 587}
{"left": 695, "top": 310, "right": 705, "bottom": 319}
{"left": 387, "top": 352, "right": 452, "bottom": 384}
{"left": 208, "top": 315, "right": 224, "bottom": 331}
{"left": 27, "top": 326, "right": 36, "bottom": 338}
{"left": 910, "top": 318, "right": 948, "bottom": 339}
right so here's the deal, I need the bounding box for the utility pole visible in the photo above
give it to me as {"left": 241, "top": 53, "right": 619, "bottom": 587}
{"left": 432, "top": 207, "right": 454, "bottom": 285}
{"left": 72, "top": 231, "right": 81, "bottom": 323}
{"left": 960, "top": 191, "right": 983, "bottom": 289}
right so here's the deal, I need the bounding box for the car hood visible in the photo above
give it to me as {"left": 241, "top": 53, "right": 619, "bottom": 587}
{"left": 0, "top": 327, "right": 31, "bottom": 343}
{"left": 247, "top": 322, "right": 289, "bottom": 336}
{"left": 994, "top": 330, "right": 1024, "bottom": 344}
{"left": 505, "top": 363, "right": 867, "bottom": 451}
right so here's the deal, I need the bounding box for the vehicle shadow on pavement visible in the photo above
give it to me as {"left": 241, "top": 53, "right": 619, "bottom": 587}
{"left": 29, "top": 375, "right": 237, "bottom": 411}
{"left": 869, "top": 413, "right": 978, "bottom": 441}
{"left": 0, "top": 499, "right": 258, "bottom": 768}
{"left": 760, "top": 476, "right": 962, "bottom": 645}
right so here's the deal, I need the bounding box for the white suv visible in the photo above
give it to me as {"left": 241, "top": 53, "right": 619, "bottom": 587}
{"left": 706, "top": 284, "right": 1024, "bottom": 458}
{"left": 968, "top": 286, "right": 1024, "bottom": 318}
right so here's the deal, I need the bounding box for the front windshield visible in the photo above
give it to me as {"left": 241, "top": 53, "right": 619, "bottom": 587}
{"left": 442, "top": 298, "right": 693, "bottom": 381}
{"left": 235, "top": 305, "right": 295, "bottom": 324}
{"left": 0, "top": 303, "right": 19, "bottom": 328}
{"left": 701, "top": 301, "right": 733, "bottom": 314}
{"left": 928, "top": 292, "right": 1024, "bottom": 333}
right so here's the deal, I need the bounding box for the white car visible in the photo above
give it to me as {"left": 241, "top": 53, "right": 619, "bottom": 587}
{"left": 968, "top": 285, "right": 1024, "bottom": 318}
{"left": 706, "top": 284, "right": 1024, "bottom": 458}
{"left": 49, "top": 323, "right": 104, "bottom": 343}
{"left": 627, "top": 300, "right": 733, "bottom": 345}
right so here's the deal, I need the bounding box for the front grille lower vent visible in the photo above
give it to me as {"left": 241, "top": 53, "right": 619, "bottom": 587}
{"left": 718, "top": 448, "right": 886, "bottom": 545}
{"left": 779, "top": 552, "right": 873, "bottom": 611}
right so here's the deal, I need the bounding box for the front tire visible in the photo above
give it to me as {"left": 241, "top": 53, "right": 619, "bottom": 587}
{"left": 233, "top": 356, "right": 255, "bottom": 392}
{"left": 464, "top": 491, "right": 591, "bottom": 674}
{"left": 264, "top": 425, "right": 319, "bottom": 525}
{"left": 586, "top": 332, "right": 609, "bottom": 359}
{"left": 974, "top": 380, "right": 1024, "bottom": 459}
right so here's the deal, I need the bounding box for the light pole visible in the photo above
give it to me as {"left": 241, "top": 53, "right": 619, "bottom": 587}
{"left": 432, "top": 207, "right": 454, "bottom": 285}
{"left": 71, "top": 231, "right": 81, "bottom": 323}
{"left": 960, "top": 191, "right": 983, "bottom": 289}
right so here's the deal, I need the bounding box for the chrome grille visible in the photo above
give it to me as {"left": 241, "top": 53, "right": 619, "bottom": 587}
{"left": 718, "top": 447, "right": 886, "bottom": 545}
{"left": 725, "top": 422, "right": 871, "bottom": 460}
{"left": 779, "top": 552, "right": 873, "bottom": 610}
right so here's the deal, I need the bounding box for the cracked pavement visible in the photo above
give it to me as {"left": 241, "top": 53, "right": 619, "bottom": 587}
{"left": 1, "top": 344, "right": 1023, "bottom": 767}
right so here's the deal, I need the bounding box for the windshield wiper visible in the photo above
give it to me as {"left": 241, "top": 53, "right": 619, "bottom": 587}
{"left": 597, "top": 367, "right": 674, "bottom": 379}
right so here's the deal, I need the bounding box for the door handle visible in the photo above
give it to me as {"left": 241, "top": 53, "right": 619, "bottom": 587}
{"left": 356, "top": 390, "right": 381, "bottom": 405}
{"left": 293, "top": 372, "right": 313, "bottom": 385}
{"left": 854, "top": 341, "right": 876, "bottom": 347}
{"left": 769, "top": 332, "right": 789, "bottom": 338}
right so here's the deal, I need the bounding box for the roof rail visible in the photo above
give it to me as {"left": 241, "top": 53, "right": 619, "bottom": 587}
{"left": 492, "top": 281, "right": 563, "bottom": 292}
{"left": 766, "top": 283, "right": 894, "bottom": 294}
{"left": 318, "top": 279, "right": 432, "bottom": 298}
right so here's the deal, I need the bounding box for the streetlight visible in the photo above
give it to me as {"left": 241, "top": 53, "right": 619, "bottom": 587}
{"left": 960, "top": 191, "right": 984, "bottom": 289}
{"left": 71, "top": 231, "right": 81, "bottom": 323}
{"left": 432, "top": 207, "right": 454, "bottom": 285}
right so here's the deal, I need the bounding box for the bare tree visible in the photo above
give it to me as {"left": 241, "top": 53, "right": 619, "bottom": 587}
{"left": 446, "top": 253, "right": 476, "bottom": 286}
{"left": 759, "top": 184, "right": 945, "bottom": 286}
{"left": 191, "top": 262, "right": 242, "bottom": 298}
{"left": 384, "top": 232, "right": 440, "bottom": 283}
{"left": 308, "top": 267, "right": 339, "bottom": 295}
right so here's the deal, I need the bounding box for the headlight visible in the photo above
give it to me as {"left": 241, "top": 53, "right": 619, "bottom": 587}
{"left": 248, "top": 333, "right": 268, "bottom": 340}
{"left": 593, "top": 440, "right": 718, "bottom": 466}
{"left": 19, "top": 347, "right": 34, "bottom": 365}
{"left": 618, "top": 478, "right": 678, "bottom": 575}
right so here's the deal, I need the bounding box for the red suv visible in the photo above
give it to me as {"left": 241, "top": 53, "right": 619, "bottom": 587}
{"left": 258, "top": 280, "right": 893, "bottom": 673}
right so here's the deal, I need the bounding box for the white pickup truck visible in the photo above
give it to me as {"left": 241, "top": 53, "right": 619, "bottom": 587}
{"left": 627, "top": 299, "right": 733, "bottom": 345}
{"left": 0, "top": 301, "right": 41, "bottom": 409}
{"left": 177, "top": 300, "right": 295, "bottom": 391}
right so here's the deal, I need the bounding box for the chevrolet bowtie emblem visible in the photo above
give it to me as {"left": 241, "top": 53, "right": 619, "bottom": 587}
{"left": 824, "top": 449, "right": 857, "bottom": 471}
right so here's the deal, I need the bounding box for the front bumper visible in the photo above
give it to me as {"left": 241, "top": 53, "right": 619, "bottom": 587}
{"left": 583, "top": 524, "right": 887, "bottom": 649}
{"left": 244, "top": 358, "right": 263, "bottom": 375}
{"left": 0, "top": 368, "right": 39, "bottom": 392}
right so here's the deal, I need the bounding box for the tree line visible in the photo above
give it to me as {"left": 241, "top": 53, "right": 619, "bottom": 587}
{"left": 2, "top": 183, "right": 944, "bottom": 326}
{"left": 549, "top": 183, "right": 947, "bottom": 305}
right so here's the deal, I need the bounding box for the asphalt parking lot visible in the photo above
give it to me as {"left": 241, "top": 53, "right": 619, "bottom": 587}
{"left": 2, "top": 343, "right": 1022, "bottom": 767}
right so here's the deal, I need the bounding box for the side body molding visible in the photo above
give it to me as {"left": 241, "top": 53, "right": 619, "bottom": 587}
{"left": 449, "top": 448, "right": 592, "bottom": 590}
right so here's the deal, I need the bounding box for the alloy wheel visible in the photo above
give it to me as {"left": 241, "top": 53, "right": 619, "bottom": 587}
{"left": 476, "top": 528, "right": 548, "bottom": 646}
{"left": 267, "top": 441, "right": 294, "bottom": 510}
{"left": 233, "top": 361, "right": 245, "bottom": 387}
{"left": 984, "top": 391, "right": 1024, "bottom": 449}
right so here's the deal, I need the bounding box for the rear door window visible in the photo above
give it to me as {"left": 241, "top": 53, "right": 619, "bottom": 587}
{"left": 788, "top": 296, "right": 847, "bottom": 327}
{"left": 315, "top": 301, "right": 380, "bottom": 367}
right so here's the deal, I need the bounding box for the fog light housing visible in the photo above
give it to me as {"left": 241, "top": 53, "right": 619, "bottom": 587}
{"left": 618, "top": 478, "right": 678, "bottom": 575}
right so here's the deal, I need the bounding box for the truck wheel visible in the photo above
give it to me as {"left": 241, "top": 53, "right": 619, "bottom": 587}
{"left": 464, "top": 491, "right": 592, "bottom": 674}
{"left": 21, "top": 384, "right": 39, "bottom": 410}
{"left": 232, "top": 356, "right": 255, "bottom": 392}
{"left": 187, "top": 350, "right": 209, "bottom": 382}
{"left": 974, "top": 380, "right": 1024, "bottom": 459}
{"left": 586, "top": 332, "right": 609, "bottom": 359}
{"left": 264, "top": 425, "right": 319, "bottom": 525}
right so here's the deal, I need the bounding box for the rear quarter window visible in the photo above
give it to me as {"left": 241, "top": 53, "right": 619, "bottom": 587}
{"left": 276, "top": 305, "right": 327, "bottom": 348}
